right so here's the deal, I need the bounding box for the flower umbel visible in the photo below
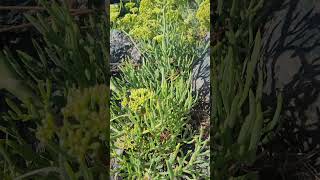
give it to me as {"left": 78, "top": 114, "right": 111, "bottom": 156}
{"left": 122, "top": 88, "right": 155, "bottom": 113}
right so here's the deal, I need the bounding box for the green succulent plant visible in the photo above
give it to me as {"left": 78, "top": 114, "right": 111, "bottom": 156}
{"left": 112, "top": 0, "right": 209, "bottom": 43}
{"left": 110, "top": 2, "right": 210, "bottom": 178}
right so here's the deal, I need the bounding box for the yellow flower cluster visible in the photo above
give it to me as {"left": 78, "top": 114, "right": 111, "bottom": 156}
{"left": 60, "top": 85, "right": 108, "bottom": 161}
{"left": 36, "top": 113, "right": 56, "bottom": 143}
{"left": 121, "top": 88, "right": 154, "bottom": 113}
{"left": 112, "top": 0, "right": 201, "bottom": 41}
{"left": 35, "top": 85, "right": 109, "bottom": 162}
{"left": 153, "top": 34, "right": 164, "bottom": 43}
{"left": 196, "top": 0, "right": 210, "bottom": 35}
{"left": 110, "top": 4, "right": 120, "bottom": 23}
{"left": 114, "top": 126, "right": 136, "bottom": 150}
{"left": 125, "top": 2, "right": 135, "bottom": 9}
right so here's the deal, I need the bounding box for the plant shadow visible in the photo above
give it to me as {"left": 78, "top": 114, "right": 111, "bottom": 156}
{"left": 191, "top": 47, "right": 210, "bottom": 136}
{"left": 260, "top": 0, "right": 320, "bottom": 179}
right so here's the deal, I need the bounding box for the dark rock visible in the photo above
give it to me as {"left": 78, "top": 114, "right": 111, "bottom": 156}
{"left": 261, "top": 0, "right": 320, "bottom": 176}
{"left": 111, "top": 0, "right": 120, "bottom": 3}
{"left": 110, "top": 29, "right": 141, "bottom": 71}
{"left": 111, "top": 0, "right": 132, "bottom": 4}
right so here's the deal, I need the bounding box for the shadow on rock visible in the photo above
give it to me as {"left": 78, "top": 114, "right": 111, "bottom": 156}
{"left": 260, "top": 0, "right": 320, "bottom": 179}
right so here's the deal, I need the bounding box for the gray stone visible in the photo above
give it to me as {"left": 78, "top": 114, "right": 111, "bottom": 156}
{"left": 110, "top": 148, "right": 124, "bottom": 179}
{"left": 110, "top": 29, "right": 141, "bottom": 65}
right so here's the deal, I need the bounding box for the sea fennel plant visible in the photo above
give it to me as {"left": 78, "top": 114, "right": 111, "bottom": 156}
{"left": 0, "top": 1, "right": 109, "bottom": 179}
{"left": 110, "top": 2, "right": 210, "bottom": 179}
{"left": 111, "top": 0, "right": 209, "bottom": 42}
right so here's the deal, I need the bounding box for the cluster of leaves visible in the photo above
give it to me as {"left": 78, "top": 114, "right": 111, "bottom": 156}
{"left": 110, "top": 0, "right": 210, "bottom": 42}
{"left": 211, "top": 0, "right": 283, "bottom": 179}
{"left": 0, "top": 1, "right": 109, "bottom": 179}
{"left": 110, "top": 1, "right": 210, "bottom": 179}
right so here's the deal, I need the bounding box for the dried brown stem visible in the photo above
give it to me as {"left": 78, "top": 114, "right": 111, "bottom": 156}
{"left": 0, "top": 6, "right": 81, "bottom": 12}
{"left": 0, "top": 23, "right": 34, "bottom": 33}
{"left": 0, "top": 9, "right": 94, "bottom": 33}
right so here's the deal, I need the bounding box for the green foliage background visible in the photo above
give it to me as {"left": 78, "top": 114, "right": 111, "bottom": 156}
{"left": 211, "top": 0, "right": 283, "bottom": 179}
{"left": 0, "top": 1, "right": 109, "bottom": 179}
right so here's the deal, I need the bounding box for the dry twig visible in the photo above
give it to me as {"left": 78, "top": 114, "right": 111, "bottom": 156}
{"left": 0, "top": 6, "right": 81, "bottom": 12}
{"left": 0, "top": 8, "right": 94, "bottom": 33}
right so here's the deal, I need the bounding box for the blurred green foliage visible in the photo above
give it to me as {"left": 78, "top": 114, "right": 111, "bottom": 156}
{"left": 0, "top": 1, "right": 109, "bottom": 179}
{"left": 211, "top": 0, "right": 283, "bottom": 179}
